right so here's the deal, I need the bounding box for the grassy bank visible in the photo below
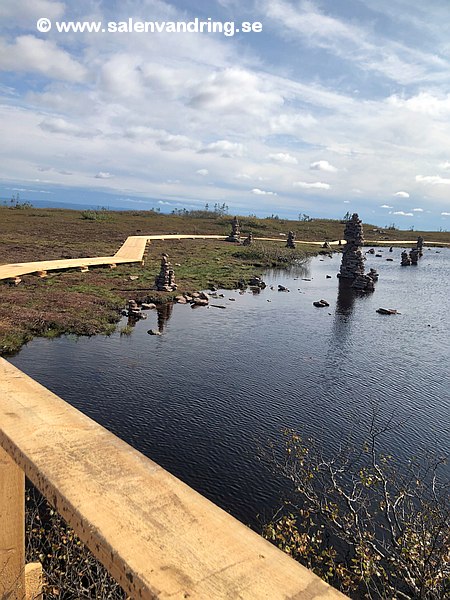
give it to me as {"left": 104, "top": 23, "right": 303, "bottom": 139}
{"left": 1, "top": 207, "right": 448, "bottom": 356}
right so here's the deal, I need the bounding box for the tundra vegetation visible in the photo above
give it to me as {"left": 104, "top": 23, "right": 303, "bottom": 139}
{"left": 263, "top": 417, "right": 449, "bottom": 599}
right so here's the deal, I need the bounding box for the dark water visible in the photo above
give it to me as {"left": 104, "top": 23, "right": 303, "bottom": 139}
{"left": 8, "top": 248, "right": 450, "bottom": 529}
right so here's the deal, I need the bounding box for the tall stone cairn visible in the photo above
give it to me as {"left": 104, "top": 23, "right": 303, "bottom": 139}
{"left": 416, "top": 236, "right": 424, "bottom": 257}
{"left": 338, "top": 213, "right": 365, "bottom": 279}
{"left": 286, "top": 231, "right": 296, "bottom": 249}
{"left": 226, "top": 216, "right": 241, "bottom": 242}
{"left": 155, "top": 254, "right": 177, "bottom": 291}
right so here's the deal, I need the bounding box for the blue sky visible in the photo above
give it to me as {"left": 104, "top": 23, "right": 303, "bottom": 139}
{"left": 1, "top": 0, "right": 450, "bottom": 229}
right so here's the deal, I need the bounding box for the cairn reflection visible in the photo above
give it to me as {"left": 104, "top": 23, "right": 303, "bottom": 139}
{"left": 157, "top": 302, "right": 174, "bottom": 333}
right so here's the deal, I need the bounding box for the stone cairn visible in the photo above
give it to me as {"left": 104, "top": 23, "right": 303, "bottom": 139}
{"left": 155, "top": 254, "right": 177, "bottom": 291}
{"left": 286, "top": 231, "right": 296, "bottom": 249}
{"left": 338, "top": 214, "right": 365, "bottom": 278}
{"left": 243, "top": 232, "right": 253, "bottom": 246}
{"left": 401, "top": 250, "right": 411, "bottom": 266}
{"left": 337, "top": 213, "right": 377, "bottom": 292}
{"left": 416, "top": 236, "right": 424, "bottom": 257}
{"left": 409, "top": 247, "right": 419, "bottom": 265}
{"left": 226, "top": 216, "right": 241, "bottom": 242}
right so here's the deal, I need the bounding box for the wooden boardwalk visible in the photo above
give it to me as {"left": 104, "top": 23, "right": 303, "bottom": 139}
{"left": 0, "top": 235, "right": 226, "bottom": 281}
{"left": 1, "top": 234, "right": 446, "bottom": 282}
{"left": 0, "top": 234, "right": 325, "bottom": 282}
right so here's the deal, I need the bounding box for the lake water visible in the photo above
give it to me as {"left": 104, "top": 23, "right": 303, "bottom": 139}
{"left": 8, "top": 247, "right": 450, "bottom": 529}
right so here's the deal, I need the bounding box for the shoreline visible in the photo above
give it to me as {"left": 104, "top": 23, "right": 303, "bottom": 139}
{"left": 1, "top": 207, "right": 449, "bottom": 356}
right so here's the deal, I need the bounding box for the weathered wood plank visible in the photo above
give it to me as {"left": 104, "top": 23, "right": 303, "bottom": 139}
{"left": 0, "top": 445, "right": 25, "bottom": 600}
{"left": 25, "top": 562, "right": 43, "bottom": 600}
{"left": 0, "top": 358, "right": 345, "bottom": 600}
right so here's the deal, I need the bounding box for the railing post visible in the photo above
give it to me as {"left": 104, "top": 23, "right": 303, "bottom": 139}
{"left": 0, "top": 445, "right": 25, "bottom": 599}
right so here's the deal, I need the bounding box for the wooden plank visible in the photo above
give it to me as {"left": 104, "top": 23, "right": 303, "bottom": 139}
{"left": 0, "top": 445, "right": 25, "bottom": 600}
{"left": 25, "top": 562, "right": 43, "bottom": 600}
{"left": 0, "top": 358, "right": 346, "bottom": 600}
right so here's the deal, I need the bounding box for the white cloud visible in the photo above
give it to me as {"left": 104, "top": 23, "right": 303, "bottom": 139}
{"left": 416, "top": 175, "right": 450, "bottom": 185}
{"left": 157, "top": 133, "right": 197, "bottom": 152}
{"left": 393, "top": 211, "right": 413, "bottom": 216}
{"left": 251, "top": 188, "right": 277, "bottom": 196}
{"left": 394, "top": 191, "right": 410, "bottom": 198}
{"left": 412, "top": 208, "right": 423, "bottom": 212}
{"left": 439, "top": 161, "right": 450, "bottom": 170}
{"left": 264, "top": 0, "right": 445, "bottom": 85}
{"left": 188, "top": 68, "right": 283, "bottom": 117}
{"left": 200, "top": 140, "right": 244, "bottom": 157}
{"left": 441, "top": 212, "right": 450, "bottom": 216}
{"left": 39, "top": 117, "right": 99, "bottom": 138}
{"left": 0, "top": 35, "right": 87, "bottom": 82}
{"left": 196, "top": 169, "right": 209, "bottom": 176}
{"left": 310, "top": 160, "right": 338, "bottom": 173}
{"left": 388, "top": 93, "right": 450, "bottom": 117}
{"left": 293, "top": 181, "right": 330, "bottom": 190}
{"left": 343, "top": 200, "right": 350, "bottom": 203}
{"left": 381, "top": 204, "right": 394, "bottom": 208}
{"left": 269, "top": 152, "right": 298, "bottom": 165}
{"left": 0, "top": 0, "right": 65, "bottom": 27}
{"left": 268, "top": 113, "right": 317, "bottom": 134}
{"left": 95, "top": 172, "right": 112, "bottom": 179}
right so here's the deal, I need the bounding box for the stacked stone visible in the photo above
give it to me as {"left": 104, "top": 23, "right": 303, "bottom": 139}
{"left": 352, "top": 274, "right": 375, "bottom": 292}
{"left": 286, "top": 231, "right": 296, "bottom": 249}
{"left": 401, "top": 250, "right": 411, "bottom": 266}
{"left": 368, "top": 268, "right": 379, "bottom": 281}
{"left": 226, "top": 216, "right": 241, "bottom": 242}
{"left": 409, "top": 248, "right": 419, "bottom": 265}
{"left": 155, "top": 254, "right": 177, "bottom": 291}
{"left": 243, "top": 232, "right": 253, "bottom": 246}
{"left": 127, "top": 299, "right": 147, "bottom": 321}
{"left": 416, "top": 236, "right": 424, "bottom": 257}
{"left": 338, "top": 213, "right": 366, "bottom": 279}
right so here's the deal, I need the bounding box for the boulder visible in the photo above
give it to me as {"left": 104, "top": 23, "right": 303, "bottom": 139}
{"left": 376, "top": 308, "right": 399, "bottom": 315}
{"left": 313, "top": 299, "right": 329, "bottom": 307}
{"left": 147, "top": 329, "right": 162, "bottom": 335}
{"left": 191, "top": 298, "right": 209, "bottom": 307}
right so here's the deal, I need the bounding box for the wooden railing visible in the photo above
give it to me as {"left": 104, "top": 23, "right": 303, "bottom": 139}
{"left": 0, "top": 357, "right": 346, "bottom": 599}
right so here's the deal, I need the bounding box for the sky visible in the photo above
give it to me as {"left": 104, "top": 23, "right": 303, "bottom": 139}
{"left": 1, "top": 0, "right": 450, "bottom": 229}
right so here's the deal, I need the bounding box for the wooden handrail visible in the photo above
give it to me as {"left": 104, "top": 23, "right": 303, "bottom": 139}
{"left": 0, "top": 357, "right": 346, "bottom": 599}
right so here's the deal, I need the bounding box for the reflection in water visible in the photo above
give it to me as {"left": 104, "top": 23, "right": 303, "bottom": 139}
{"left": 157, "top": 302, "right": 174, "bottom": 333}
{"left": 265, "top": 259, "right": 311, "bottom": 281}
{"left": 335, "top": 278, "right": 356, "bottom": 317}
{"left": 327, "top": 278, "right": 357, "bottom": 364}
